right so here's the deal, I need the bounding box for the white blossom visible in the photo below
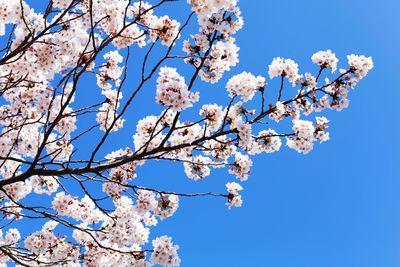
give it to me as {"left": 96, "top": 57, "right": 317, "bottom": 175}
{"left": 268, "top": 57, "right": 300, "bottom": 85}
{"left": 156, "top": 67, "right": 199, "bottom": 112}
{"left": 226, "top": 72, "right": 265, "bottom": 102}
{"left": 151, "top": 236, "right": 180, "bottom": 267}
{"left": 311, "top": 50, "right": 338, "bottom": 72}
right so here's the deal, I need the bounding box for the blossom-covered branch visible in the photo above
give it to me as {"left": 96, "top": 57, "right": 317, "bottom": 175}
{"left": 0, "top": 0, "right": 373, "bottom": 266}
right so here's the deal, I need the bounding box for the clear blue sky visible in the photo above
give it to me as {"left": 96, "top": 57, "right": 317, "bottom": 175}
{"left": 6, "top": 1, "right": 400, "bottom": 266}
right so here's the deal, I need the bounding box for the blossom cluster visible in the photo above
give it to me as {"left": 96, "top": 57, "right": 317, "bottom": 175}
{"left": 51, "top": 191, "right": 180, "bottom": 266}
{"left": 268, "top": 57, "right": 300, "bottom": 85}
{"left": 151, "top": 236, "right": 180, "bottom": 267}
{"left": 24, "top": 221, "right": 80, "bottom": 264}
{"left": 0, "top": 228, "right": 21, "bottom": 265}
{"left": 199, "top": 104, "right": 224, "bottom": 131}
{"left": 156, "top": 67, "right": 199, "bottom": 112}
{"left": 226, "top": 182, "right": 243, "bottom": 208}
{"left": 184, "top": 0, "right": 243, "bottom": 83}
{"left": 286, "top": 117, "right": 330, "bottom": 154}
{"left": 226, "top": 72, "right": 265, "bottom": 102}
{"left": 311, "top": 49, "right": 338, "bottom": 72}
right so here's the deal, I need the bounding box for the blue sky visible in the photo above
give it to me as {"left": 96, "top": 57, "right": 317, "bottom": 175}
{"left": 4, "top": 0, "right": 400, "bottom": 266}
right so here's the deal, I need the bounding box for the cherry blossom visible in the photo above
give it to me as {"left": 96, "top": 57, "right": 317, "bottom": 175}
{"left": 151, "top": 236, "right": 180, "bottom": 267}
{"left": 226, "top": 181, "right": 243, "bottom": 208}
{"left": 268, "top": 57, "right": 300, "bottom": 85}
{"left": 249, "top": 129, "right": 282, "bottom": 155}
{"left": 199, "top": 104, "right": 223, "bottom": 131}
{"left": 312, "top": 50, "right": 339, "bottom": 72}
{"left": 184, "top": 155, "right": 212, "bottom": 180}
{"left": 229, "top": 152, "right": 253, "bottom": 181}
{"left": 226, "top": 72, "right": 265, "bottom": 102}
{"left": 347, "top": 54, "right": 374, "bottom": 79}
{"left": 0, "top": 0, "right": 373, "bottom": 265}
{"left": 156, "top": 67, "right": 199, "bottom": 112}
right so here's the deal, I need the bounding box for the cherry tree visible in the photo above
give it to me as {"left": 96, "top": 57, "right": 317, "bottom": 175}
{"left": 0, "top": 0, "right": 373, "bottom": 266}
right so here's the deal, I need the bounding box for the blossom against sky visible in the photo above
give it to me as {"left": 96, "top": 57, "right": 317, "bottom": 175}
{"left": 157, "top": 1, "right": 400, "bottom": 266}
{"left": 0, "top": 0, "right": 398, "bottom": 266}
